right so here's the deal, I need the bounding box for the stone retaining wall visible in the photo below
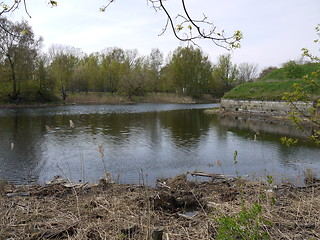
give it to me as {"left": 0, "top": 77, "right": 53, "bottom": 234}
{"left": 220, "top": 99, "right": 313, "bottom": 116}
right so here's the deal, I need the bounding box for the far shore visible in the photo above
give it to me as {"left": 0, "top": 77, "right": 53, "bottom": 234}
{"left": 0, "top": 92, "right": 218, "bottom": 109}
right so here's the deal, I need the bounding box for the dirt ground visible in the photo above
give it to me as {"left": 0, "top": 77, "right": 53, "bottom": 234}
{"left": 0, "top": 173, "right": 319, "bottom": 240}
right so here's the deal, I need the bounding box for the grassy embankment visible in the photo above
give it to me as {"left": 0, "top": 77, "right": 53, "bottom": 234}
{"left": 223, "top": 63, "right": 320, "bottom": 101}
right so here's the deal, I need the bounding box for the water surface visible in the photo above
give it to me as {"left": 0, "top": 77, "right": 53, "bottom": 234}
{"left": 0, "top": 103, "right": 319, "bottom": 185}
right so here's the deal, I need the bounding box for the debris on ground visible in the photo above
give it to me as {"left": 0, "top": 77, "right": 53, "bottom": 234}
{"left": 0, "top": 173, "right": 319, "bottom": 239}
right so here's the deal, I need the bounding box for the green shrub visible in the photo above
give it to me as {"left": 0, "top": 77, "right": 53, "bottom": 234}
{"left": 283, "top": 61, "right": 304, "bottom": 79}
{"left": 213, "top": 202, "right": 270, "bottom": 240}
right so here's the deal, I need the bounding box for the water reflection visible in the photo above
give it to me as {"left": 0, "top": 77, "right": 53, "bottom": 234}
{"left": 213, "top": 114, "right": 319, "bottom": 181}
{"left": 0, "top": 114, "right": 45, "bottom": 184}
{"left": 217, "top": 114, "right": 312, "bottom": 139}
{"left": 0, "top": 104, "right": 319, "bottom": 185}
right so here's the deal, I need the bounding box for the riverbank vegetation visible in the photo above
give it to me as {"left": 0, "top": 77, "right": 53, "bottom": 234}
{"left": 0, "top": 173, "right": 319, "bottom": 239}
{"left": 0, "top": 17, "right": 256, "bottom": 105}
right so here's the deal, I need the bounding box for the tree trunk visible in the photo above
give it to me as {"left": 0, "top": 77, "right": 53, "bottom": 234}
{"left": 61, "top": 86, "right": 68, "bottom": 101}
{"left": 8, "top": 56, "right": 19, "bottom": 99}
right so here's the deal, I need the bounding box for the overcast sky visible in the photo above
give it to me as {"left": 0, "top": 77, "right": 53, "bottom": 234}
{"left": 5, "top": 0, "right": 320, "bottom": 70}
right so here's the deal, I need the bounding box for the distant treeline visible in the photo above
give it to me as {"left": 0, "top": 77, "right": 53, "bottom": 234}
{"left": 0, "top": 17, "right": 258, "bottom": 102}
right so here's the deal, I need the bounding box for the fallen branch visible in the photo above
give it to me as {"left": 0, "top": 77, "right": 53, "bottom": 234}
{"left": 28, "top": 221, "right": 79, "bottom": 240}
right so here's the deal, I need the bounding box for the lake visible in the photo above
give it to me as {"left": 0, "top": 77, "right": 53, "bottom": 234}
{"left": 0, "top": 103, "right": 319, "bottom": 186}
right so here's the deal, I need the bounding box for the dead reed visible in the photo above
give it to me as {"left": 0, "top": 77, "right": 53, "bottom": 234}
{"left": 0, "top": 173, "right": 319, "bottom": 239}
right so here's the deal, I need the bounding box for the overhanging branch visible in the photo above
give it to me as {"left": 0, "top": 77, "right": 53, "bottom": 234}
{"left": 101, "top": 0, "right": 242, "bottom": 49}
{"left": 1, "top": 0, "right": 243, "bottom": 49}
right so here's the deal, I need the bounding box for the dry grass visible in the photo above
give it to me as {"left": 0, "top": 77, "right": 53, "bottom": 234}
{"left": 64, "top": 92, "right": 213, "bottom": 105}
{"left": 65, "top": 92, "right": 129, "bottom": 105}
{"left": 0, "top": 175, "right": 319, "bottom": 239}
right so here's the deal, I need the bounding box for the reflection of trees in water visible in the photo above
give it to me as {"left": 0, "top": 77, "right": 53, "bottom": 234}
{"left": 48, "top": 110, "right": 212, "bottom": 149}
{"left": 158, "top": 109, "right": 211, "bottom": 147}
{"left": 1, "top": 107, "right": 318, "bottom": 185}
{"left": 208, "top": 114, "right": 231, "bottom": 141}
{"left": 47, "top": 112, "right": 165, "bottom": 150}
{"left": 0, "top": 114, "right": 46, "bottom": 184}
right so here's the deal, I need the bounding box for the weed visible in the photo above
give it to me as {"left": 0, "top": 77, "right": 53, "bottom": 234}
{"left": 233, "top": 150, "right": 239, "bottom": 177}
{"left": 213, "top": 202, "right": 271, "bottom": 240}
{"left": 304, "top": 168, "right": 316, "bottom": 185}
{"left": 98, "top": 142, "right": 108, "bottom": 174}
{"left": 280, "top": 136, "right": 299, "bottom": 146}
{"left": 233, "top": 150, "right": 238, "bottom": 165}
{"left": 266, "top": 175, "right": 273, "bottom": 186}
{"left": 117, "top": 233, "right": 126, "bottom": 239}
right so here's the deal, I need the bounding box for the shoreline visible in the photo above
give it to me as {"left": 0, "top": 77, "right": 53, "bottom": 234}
{"left": 1, "top": 173, "right": 319, "bottom": 239}
{"left": 0, "top": 93, "right": 217, "bottom": 109}
{"left": 205, "top": 107, "right": 290, "bottom": 120}
{"left": 205, "top": 107, "right": 319, "bottom": 128}
{"left": 204, "top": 107, "right": 320, "bottom": 141}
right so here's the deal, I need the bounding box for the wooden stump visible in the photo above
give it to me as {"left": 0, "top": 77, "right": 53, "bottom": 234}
{"left": 151, "top": 228, "right": 163, "bottom": 240}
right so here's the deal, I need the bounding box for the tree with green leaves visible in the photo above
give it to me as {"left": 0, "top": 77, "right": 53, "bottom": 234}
{"left": 84, "top": 53, "right": 101, "bottom": 92}
{"left": 0, "top": 17, "right": 42, "bottom": 99}
{"left": 48, "top": 45, "right": 80, "bottom": 100}
{"left": 34, "top": 55, "right": 53, "bottom": 90}
{"left": 166, "top": 46, "right": 213, "bottom": 97}
{"left": 145, "top": 48, "right": 164, "bottom": 93}
{"left": 69, "top": 60, "right": 90, "bottom": 93}
{"left": 100, "top": 47, "right": 126, "bottom": 93}
{"left": 118, "top": 49, "right": 147, "bottom": 98}
{"left": 212, "top": 54, "right": 238, "bottom": 97}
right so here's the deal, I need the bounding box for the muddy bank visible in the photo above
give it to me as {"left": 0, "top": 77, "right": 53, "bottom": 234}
{"left": 1, "top": 173, "right": 319, "bottom": 239}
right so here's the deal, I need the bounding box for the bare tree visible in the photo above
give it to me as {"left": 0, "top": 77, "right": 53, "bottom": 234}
{"left": 237, "top": 63, "right": 258, "bottom": 83}
{"left": 1, "top": 1, "right": 29, "bottom": 17}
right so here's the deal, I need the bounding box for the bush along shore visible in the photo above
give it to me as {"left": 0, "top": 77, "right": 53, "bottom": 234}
{"left": 1, "top": 172, "right": 319, "bottom": 239}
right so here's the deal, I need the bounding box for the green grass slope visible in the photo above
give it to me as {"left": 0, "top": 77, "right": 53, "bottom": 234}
{"left": 261, "top": 63, "right": 320, "bottom": 82}
{"left": 223, "top": 63, "right": 320, "bottom": 101}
